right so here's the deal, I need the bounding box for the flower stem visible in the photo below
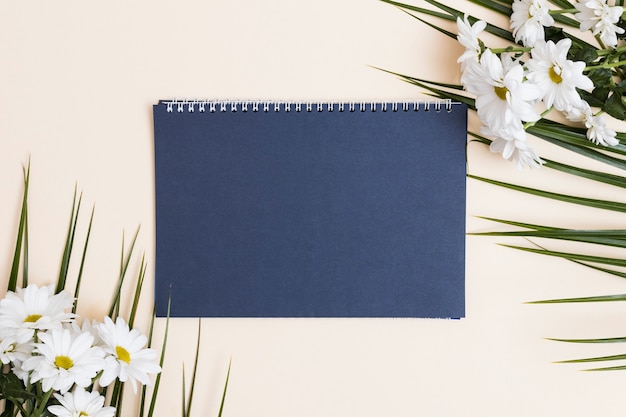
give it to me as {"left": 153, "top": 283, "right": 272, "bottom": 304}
{"left": 524, "top": 107, "right": 553, "bottom": 130}
{"left": 490, "top": 46, "right": 531, "bottom": 54}
{"left": 597, "top": 44, "right": 626, "bottom": 56}
{"left": 585, "top": 59, "right": 626, "bottom": 71}
{"left": 33, "top": 389, "right": 54, "bottom": 417}
{"left": 549, "top": 8, "right": 578, "bottom": 15}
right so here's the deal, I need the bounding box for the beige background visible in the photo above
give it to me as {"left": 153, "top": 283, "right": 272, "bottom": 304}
{"left": 2, "top": 1, "right": 626, "bottom": 416}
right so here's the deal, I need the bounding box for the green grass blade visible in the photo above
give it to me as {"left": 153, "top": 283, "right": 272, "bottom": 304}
{"left": 548, "top": 337, "right": 626, "bottom": 343}
{"left": 127, "top": 253, "right": 147, "bottom": 328}
{"left": 467, "top": 0, "right": 512, "bottom": 16}
{"left": 140, "top": 307, "right": 158, "bottom": 417}
{"left": 528, "top": 293, "right": 626, "bottom": 304}
{"left": 9, "top": 163, "right": 31, "bottom": 292}
{"left": 531, "top": 121, "right": 626, "bottom": 157}
{"left": 565, "top": 261, "right": 626, "bottom": 280}
{"left": 542, "top": 158, "right": 626, "bottom": 189}
{"left": 471, "top": 228, "right": 626, "bottom": 248}
{"left": 182, "top": 366, "right": 187, "bottom": 417}
{"left": 469, "top": 174, "right": 626, "bottom": 213}
{"left": 185, "top": 319, "right": 202, "bottom": 417}
{"left": 108, "top": 227, "right": 141, "bottom": 318}
{"left": 475, "top": 216, "right": 564, "bottom": 231}
{"left": 502, "top": 244, "right": 626, "bottom": 268}
{"left": 22, "top": 182, "right": 29, "bottom": 288}
{"left": 403, "top": 10, "right": 458, "bottom": 39}
{"left": 218, "top": 358, "right": 232, "bottom": 417}
{"left": 380, "top": 0, "right": 515, "bottom": 41}
{"left": 399, "top": 77, "right": 477, "bottom": 108}
{"left": 56, "top": 187, "right": 82, "bottom": 294}
{"left": 470, "top": 132, "right": 626, "bottom": 190}
{"left": 583, "top": 365, "right": 626, "bottom": 371}
{"left": 73, "top": 205, "right": 95, "bottom": 314}
{"left": 548, "top": 0, "right": 575, "bottom": 10}
{"left": 557, "top": 354, "right": 626, "bottom": 363}
{"left": 147, "top": 297, "right": 171, "bottom": 417}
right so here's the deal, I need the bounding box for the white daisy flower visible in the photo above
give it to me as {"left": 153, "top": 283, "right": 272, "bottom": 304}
{"left": 11, "top": 359, "right": 30, "bottom": 383}
{"left": 575, "top": 0, "right": 625, "bottom": 47}
{"left": 48, "top": 387, "right": 115, "bottom": 417}
{"left": 457, "top": 14, "right": 487, "bottom": 66}
{"left": 464, "top": 49, "right": 542, "bottom": 134}
{"left": 21, "top": 328, "right": 105, "bottom": 393}
{"left": 97, "top": 316, "right": 161, "bottom": 393}
{"left": 566, "top": 101, "right": 620, "bottom": 146}
{"left": 510, "top": 0, "right": 555, "bottom": 46}
{"left": 0, "top": 328, "right": 32, "bottom": 365}
{"left": 0, "top": 284, "right": 75, "bottom": 343}
{"left": 526, "top": 38, "right": 594, "bottom": 112}
{"left": 482, "top": 125, "right": 544, "bottom": 169}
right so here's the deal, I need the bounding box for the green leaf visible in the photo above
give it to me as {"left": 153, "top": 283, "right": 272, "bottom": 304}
{"left": 471, "top": 228, "right": 626, "bottom": 248}
{"left": 469, "top": 174, "right": 626, "bottom": 213}
{"left": 557, "top": 354, "right": 626, "bottom": 364}
{"left": 380, "top": 0, "right": 515, "bottom": 41}
{"left": 56, "top": 186, "right": 82, "bottom": 294}
{"left": 73, "top": 205, "right": 95, "bottom": 314}
{"left": 147, "top": 296, "right": 171, "bottom": 417}
{"left": 9, "top": 162, "right": 30, "bottom": 292}
{"left": 501, "top": 244, "right": 626, "bottom": 268}
{"left": 542, "top": 158, "right": 626, "bottom": 190}
{"left": 183, "top": 319, "right": 202, "bottom": 417}
{"left": 604, "top": 90, "right": 626, "bottom": 120}
{"left": 128, "top": 253, "right": 147, "bottom": 328}
{"left": 467, "top": 0, "right": 511, "bottom": 16}
{"left": 218, "top": 358, "right": 232, "bottom": 417}
{"left": 529, "top": 294, "right": 626, "bottom": 304}
{"left": 108, "top": 227, "right": 141, "bottom": 319}
{"left": 548, "top": 337, "right": 626, "bottom": 343}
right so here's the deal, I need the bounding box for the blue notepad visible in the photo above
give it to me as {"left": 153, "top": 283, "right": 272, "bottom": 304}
{"left": 153, "top": 100, "right": 466, "bottom": 318}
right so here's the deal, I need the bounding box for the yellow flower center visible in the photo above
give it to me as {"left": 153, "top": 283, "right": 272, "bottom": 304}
{"left": 116, "top": 345, "right": 131, "bottom": 363}
{"left": 549, "top": 66, "right": 563, "bottom": 84}
{"left": 54, "top": 355, "right": 73, "bottom": 370}
{"left": 79, "top": 412, "right": 89, "bottom": 417}
{"left": 24, "top": 314, "right": 42, "bottom": 323}
{"left": 494, "top": 85, "right": 509, "bottom": 101}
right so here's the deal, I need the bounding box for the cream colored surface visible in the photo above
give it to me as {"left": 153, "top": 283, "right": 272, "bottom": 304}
{"left": 1, "top": 1, "right": 625, "bottom": 416}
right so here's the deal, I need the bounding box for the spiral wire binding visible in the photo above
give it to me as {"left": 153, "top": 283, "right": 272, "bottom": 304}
{"left": 163, "top": 99, "right": 456, "bottom": 114}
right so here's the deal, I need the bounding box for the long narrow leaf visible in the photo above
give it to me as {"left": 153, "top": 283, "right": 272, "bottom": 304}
{"left": 218, "top": 358, "right": 232, "bottom": 417}
{"left": 548, "top": 337, "right": 626, "bottom": 343}
{"left": 147, "top": 297, "right": 171, "bottom": 417}
{"left": 56, "top": 187, "right": 82, "bottom": 294}
{"left": 9, "top": 163, "right": 30, "bottom": 292}
{"left": 380, "top": 0, "right": 515, "bottom": 41}
{"left": 127, "top": 253, "right": 147, "bottom": 328}
{"left": 72, "top": 206, "right": 95, "bottom": 314}
{"left": 184, "top": 319, "right": 202, "bottom": 417}
{"left": 467, "top": 0, "right": 512, "bottom": 15}
{"left": 469, "top": 174, "right": 626, "bottom": 213}
{"left": 402, "top": 10, "right": 458, "bottom": 39}
{"left": 501, "top": 244, "right": 626, "bottom": 268}
{"left": 528, "top": 293, "right": 626, "bottom": 304}
{"left": 470, "top": 131, "right": 626, "bottom": 190}
{"left": 531, "top": 121, "right": 626, "bottom": 156}
{"left": 140, "top": 307, "right": 158, "bottom": 417}
{"left": 471, "top": 228, "right": 626, "bottom": 248}
{"left": 108, "top": 227, "right": 141, "bottom": 318}
{"left": 475, "top": 216, "right": 565, "bottom": 231}
{"left": 557, "top": 354, "right": 626, "bottom": 363}
{"left": 583, "top": 365, "right": 626, "bottom": 371}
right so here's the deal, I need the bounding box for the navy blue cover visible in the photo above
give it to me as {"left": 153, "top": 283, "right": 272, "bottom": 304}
{"left": 153, "top": 101, "right": 466, "bottom": 318}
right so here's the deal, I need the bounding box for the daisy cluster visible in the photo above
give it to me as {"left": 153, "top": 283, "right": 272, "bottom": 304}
{"left": 0, "top": 283, "right": 161, "bottom": 417}
{"left": 457, "top": 0, "right": 625, "bottom": 169}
